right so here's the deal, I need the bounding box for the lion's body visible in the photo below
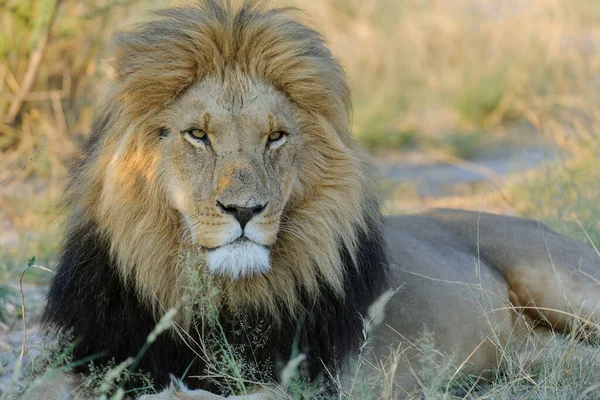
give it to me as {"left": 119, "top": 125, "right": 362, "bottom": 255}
{"left": 377, "top": 210, "right": 600, "bottom": 391}
{"left": 26, "top": 1, "right": 600, "bottom": 399}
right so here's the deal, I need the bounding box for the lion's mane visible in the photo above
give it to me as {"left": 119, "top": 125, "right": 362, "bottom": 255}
{"left": 42, "top": 0, "right": 388, "bottom": 392}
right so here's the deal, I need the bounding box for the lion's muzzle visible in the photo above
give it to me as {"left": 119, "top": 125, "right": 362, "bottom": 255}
{"left": 206, "top": 237, "right": 271, "bottom": 279}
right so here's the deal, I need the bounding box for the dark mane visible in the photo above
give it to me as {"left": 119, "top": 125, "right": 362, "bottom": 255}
{"left": 41, "top": 218, "right": 388, "bottom": 394}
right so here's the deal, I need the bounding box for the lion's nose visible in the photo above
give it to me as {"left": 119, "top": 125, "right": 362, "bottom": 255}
{"left": 217, "top": 201, "right": 267, "bottom": 230}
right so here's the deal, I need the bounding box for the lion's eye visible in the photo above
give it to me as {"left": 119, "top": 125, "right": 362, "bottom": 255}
{"left": 267, "top": 131, "right": 287, "bottom": 147}
{"left": 187, "top": 128, "right": 207, "bottom": 140}
{"left": 182, "top": 128, "right": 210, "bottom": 147}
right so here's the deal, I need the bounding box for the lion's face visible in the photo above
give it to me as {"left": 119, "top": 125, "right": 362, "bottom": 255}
{"left": 84, "top": 1, "right": 380, "bottom": 319}
{"left": 159, "top": 76, "right": 300, "bottom": 279}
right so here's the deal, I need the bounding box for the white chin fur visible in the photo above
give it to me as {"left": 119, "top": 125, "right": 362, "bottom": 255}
{"left": 207, "top": 240, "right": 271, "bottom": 279}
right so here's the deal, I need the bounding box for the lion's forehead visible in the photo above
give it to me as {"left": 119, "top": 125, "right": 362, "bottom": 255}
{"left": 166, "top": 75, "right": 295, "bottom": 137}
{"left": 155, "top": 74, "right": 298, "bottom": 210}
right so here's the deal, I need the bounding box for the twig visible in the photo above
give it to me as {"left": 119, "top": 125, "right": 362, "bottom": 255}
{"left": 5, "top": 0, "right": 62, "bottom": 125}
{"left": 51, "top": 91, "right": 68, "bottom": 134}
{"left": 4, "top": 68, "right": 21, "bottom": 94}
{"left": 18, "top": 263, "right": 53, "bottom": 370}
{"left": 0, "top": 90, "right": 66, "bottom": 102}
{"left": 1, "top": 261, "right": 53, "bottom": 400}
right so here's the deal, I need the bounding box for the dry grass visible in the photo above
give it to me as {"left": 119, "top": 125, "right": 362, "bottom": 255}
{"left": 293, "top": 0, "right": 600, "bottom": 150}
{"left": 0, "top": 0, "right": 169, "bottom": 184}
{"left": 3, "top": 0, "right": 600, "bottom": 163}
{"left": 1, "top": 0, "right": 600, "bottom": 399}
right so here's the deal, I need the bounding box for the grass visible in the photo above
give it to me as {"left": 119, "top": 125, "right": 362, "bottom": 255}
{"left": 506, "top": 146, "right": 600, "bottom": 248}
{"left": 295, "top": 0, "right": 600, "bottom": 152}
{"left": 453, "top": 67, "right": 509, "bottom": 128}
{"left": 0, "top": 188, "right": 60, "bottom": 283}
{"left": 1, "top": 0, "right": 600, "bottom": 399}
{"left": 4, "top": 0, "right": 599, "bottom": 162}
{"left": 3, "top": 293, "right": 600, "bottom": 399}
{"left": 0, "top": 286, "right": 16, "bottom": 325}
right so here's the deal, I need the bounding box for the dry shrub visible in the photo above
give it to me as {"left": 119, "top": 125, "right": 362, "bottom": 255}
{"left": 291, "top": 0, "right": 600, "bottom": 148}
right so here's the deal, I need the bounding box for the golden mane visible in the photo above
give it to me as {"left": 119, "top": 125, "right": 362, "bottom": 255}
{"left": 66, "top": 0, "right": 381, "bottom": 325}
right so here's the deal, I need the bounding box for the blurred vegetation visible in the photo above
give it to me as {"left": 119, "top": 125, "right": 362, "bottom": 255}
{"left": 299, "top": 0, "right": 600, "bottom": 149}
{"left": 0, "top": 0, "right": 168, "bottom": 184}
{"left": 0, "top": 0, "right": 167, "bottom": 281}
{"left": 508, "top": 145, "right": 600, "bottom": 248}
{"left": 0, "top": 0, "right": 600, "bottom": 398}
{"left": 0, "top": 0, "right": 598, "bottom": 275}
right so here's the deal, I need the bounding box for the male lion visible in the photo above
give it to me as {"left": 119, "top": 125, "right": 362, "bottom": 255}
{"left": 27, "top": 0, "right": 600, "bottom": 399}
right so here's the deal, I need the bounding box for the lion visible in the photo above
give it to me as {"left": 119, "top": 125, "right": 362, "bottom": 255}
{"left": 24, "top": 1, "right": 600, "bottom": 399}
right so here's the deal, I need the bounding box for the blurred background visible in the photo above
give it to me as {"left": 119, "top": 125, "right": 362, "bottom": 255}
{"left": 0, "top": 0, "right": 599, "bottom": 389}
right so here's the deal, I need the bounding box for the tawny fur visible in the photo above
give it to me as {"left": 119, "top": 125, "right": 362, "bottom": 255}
{"left": 64, "top": 0, "right": 380, "bottom": 326}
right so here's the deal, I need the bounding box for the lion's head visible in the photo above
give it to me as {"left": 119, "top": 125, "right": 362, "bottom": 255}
{"left": 66, "top": 0, "right": 381, "bottom": 324}
{"left": 159, "top": 76, "right": 306, "bottom": 278}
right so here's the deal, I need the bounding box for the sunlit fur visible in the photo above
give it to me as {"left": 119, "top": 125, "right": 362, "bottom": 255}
{"left": 62, "top": 0, "right": 380, "bottom": 327}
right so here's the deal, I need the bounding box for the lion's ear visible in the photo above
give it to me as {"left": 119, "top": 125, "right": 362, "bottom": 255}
{"left": 108, "top": 28, "right": 198, "bottom": 116}
{"left": 106, "top": 33, "right": 130, "bottom": 83}
{"left": 105, "top": 61, "right": 120, "bottom": 82}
